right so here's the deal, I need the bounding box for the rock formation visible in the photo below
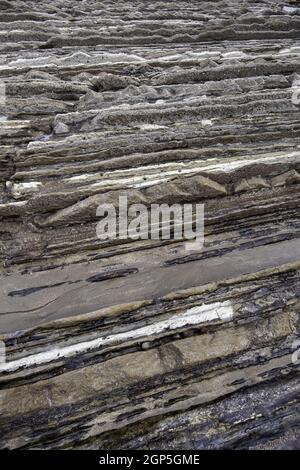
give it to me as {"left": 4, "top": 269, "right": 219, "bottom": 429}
{"left": 0, "top": 0, "right": 299, "bottom": 449}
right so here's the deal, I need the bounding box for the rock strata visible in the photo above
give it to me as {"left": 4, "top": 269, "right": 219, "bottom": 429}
{"left": 0, "top": 0, "right": 299, "bottom": 450}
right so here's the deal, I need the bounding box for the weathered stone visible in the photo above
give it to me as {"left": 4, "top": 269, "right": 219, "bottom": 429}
{"left": 0, "top": 0, "right": 299, "bottom": 450}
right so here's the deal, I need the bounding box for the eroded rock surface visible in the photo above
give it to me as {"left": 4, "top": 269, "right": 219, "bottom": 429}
{"left": 0, "top": 0, "right": 299, "bottom": 450}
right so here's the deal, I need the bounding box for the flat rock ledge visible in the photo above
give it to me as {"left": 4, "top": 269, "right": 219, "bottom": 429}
{"left": 0, "top": 0, "right": 300, "bottom": 450}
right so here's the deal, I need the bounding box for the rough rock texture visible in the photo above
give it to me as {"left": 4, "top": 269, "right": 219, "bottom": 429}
{"left": 0, "top": 0, "right": 299, "bottom": 450}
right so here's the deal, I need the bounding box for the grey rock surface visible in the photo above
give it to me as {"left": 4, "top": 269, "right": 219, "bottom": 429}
{"left": 0, "top": 0, "right": 299, "bottom": 450}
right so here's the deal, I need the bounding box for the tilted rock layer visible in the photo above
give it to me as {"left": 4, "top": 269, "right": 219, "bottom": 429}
{"left": 0, "top": 0, "right": 299, "bottom": 449}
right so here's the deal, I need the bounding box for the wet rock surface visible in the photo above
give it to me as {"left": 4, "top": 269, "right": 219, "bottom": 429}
{"left": 0, "top": 0, "right": 299, "bottom": 449}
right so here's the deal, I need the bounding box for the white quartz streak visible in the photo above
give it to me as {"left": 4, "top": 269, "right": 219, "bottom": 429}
{"left": 0, "top": 301, "right": 234, "bottom": 372}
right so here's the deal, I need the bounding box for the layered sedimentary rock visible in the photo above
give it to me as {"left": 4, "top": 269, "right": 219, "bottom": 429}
{"left": 0, "top": 0, "right": 299, "bottom": 450}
